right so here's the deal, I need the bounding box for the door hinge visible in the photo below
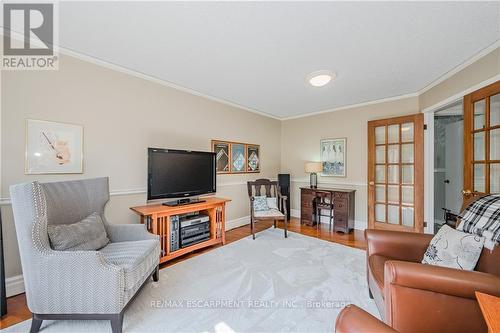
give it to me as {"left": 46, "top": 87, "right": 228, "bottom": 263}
{"left": 424, "top": 124, "right": 428, "bottom": 130}
{"left": 424, "top": 221, "right": 428, "bottom": 227}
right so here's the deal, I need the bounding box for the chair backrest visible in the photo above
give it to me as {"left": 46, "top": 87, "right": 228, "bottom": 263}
{"left": 41, "top": 177, "right": 110, "bottom": 225}
{"left": 247, "top": 179, "right": 279, "bottom": 198}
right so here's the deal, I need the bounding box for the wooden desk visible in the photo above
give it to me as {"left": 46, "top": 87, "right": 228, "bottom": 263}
{"left": 476, "top": 292, "right": 500, "bottom": 333}
{"left": 300, "top": 187, "right": 355, "bottom": 233}
{"left": 130, "top": 197, "right": 230, "bottom": 264}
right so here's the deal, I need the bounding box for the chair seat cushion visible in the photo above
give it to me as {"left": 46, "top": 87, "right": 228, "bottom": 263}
{"left": 254, "top": 208, "right": 285, "bottom": 219}
{"left": 100, "top": 239, "right": 159, "bottom": 290}
{"left": 368, "top": 254, "right": 390, "bottom": 292}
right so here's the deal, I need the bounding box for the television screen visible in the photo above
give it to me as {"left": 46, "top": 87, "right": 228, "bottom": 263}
{"left": 148, "top": 148, "right": 216, "bottom": 200}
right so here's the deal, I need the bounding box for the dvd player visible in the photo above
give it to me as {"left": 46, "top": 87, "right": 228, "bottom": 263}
{"left": 179, "top": 213, "right": 210, "bottom": 227}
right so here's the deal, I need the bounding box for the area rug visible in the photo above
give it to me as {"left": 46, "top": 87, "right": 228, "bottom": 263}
{"left": 2, "top": 228, "right": 379, "bottom": 333}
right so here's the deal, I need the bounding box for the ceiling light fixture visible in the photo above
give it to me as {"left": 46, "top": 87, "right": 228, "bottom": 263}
{"left": 307, "top": 70, "right": 336, "bottom": 87}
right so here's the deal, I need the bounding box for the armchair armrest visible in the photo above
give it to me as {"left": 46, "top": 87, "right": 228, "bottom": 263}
{"left": 365, "top": 229, "right": 433, "bottom": 262}
{"left": 385, "top": 260, "right": 500, "bottom": 299}
{"left": 335, "top": 305, "right": 397, "bottom": 333}
{"left": 105, "top": 223, "right": 159, "bottom": 243}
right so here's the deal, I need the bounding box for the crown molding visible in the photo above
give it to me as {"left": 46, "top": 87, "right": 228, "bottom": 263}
{"left": 2, "top": 31, "right": 498, "bottom": 121}
{"left": 281, "top": 92, "right": 419, "bottom": 121}
{"left": 417, "top": 39, "right": 500, "bottom": 95}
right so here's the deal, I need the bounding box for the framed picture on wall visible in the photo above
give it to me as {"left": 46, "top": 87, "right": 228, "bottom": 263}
{"left": 320, "top": 138, "right": 346, "bottom": 177}
{"left": 25, "top": 119, "right": 84, "bottom": 174}
{"left": 246, "top": 144, "right": 260, "bottom": 173}
{"left": 212, "top": 140, "right": 231, "bottom": 173}
{"left": 230, "top": 143, "right": 246, "bottom": 173}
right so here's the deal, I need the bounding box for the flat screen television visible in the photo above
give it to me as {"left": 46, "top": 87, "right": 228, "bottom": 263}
{"left": 147, "top": 148, "right": 216, "bottom": 201}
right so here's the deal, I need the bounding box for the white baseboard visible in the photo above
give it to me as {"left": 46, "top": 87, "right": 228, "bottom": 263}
{"left": 290, "top": 208, "right": 367, "bottom": 230}
{"left": 6, "top": 274, "right": 25, "bottom": 297}
{"left": 225, "top": 215, "right": 250, "bottom": 231}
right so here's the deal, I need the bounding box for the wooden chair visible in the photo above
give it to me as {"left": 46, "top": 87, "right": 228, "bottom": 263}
{"left": 315, "top": 191, "right": 334, "bottom": 230}
{"left": 247, "top": 179, "right": 288, "bottom": 239}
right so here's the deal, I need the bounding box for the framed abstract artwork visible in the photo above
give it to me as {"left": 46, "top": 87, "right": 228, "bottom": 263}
{"left": 230, "top": 143, "right": 246, "bottom": 173}
{"left": 246, "top": 144, "right": 260, "bottom": 172}
{"left": 212, "top": 140, "right": 231, "bottom": 173}
{"left": 25, "top": 119, "right": 84, "bottom": 174}
{"left": 320, "top": 138, "right": 346, "bottom": 177}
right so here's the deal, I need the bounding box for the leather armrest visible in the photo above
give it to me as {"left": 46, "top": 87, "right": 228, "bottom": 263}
{"left": 335, "top": 305, "right": 397, "bottom": 333}
{"left": 365, "top": 229, "right": 433, "bottom": 262}
{"left": 385, "top": 260, "right": 500, "bottom": 299}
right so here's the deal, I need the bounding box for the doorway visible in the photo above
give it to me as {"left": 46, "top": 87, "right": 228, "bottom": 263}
{"left": 433, "top": 102, "right": 463, "bottom": 232}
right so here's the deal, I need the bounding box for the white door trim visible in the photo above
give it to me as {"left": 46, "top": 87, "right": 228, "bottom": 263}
{"left": 424, "top": 112, "right": 435, "bottom": 234}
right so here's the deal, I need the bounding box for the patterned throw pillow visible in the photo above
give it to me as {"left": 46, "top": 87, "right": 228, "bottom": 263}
{"left": 422, "top": 225, "right": 484, "bottom": 271}
{"left": 253, "top": 196, "right": 269, "bottom": 211}
{"left": 48, "top": 212, "right": 110, "bottom": 251}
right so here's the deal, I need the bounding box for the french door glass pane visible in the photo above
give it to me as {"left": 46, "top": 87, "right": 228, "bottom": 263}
{"left": 376, "top": 185, "right": 386, "bottom": 202}
{"left": 402, "top": 165, "right": 414, "bottom": 184}
{"left": 387, "top": 165, "right": 399, "bottom": 184}
{"left": 402, "top": 185, "right": 414, "bottom": 204}
{"left": 401, "top": 144, "right": 414, "bottom": 163}
{"left": 474, "top": 164, "right": 486, "bottom": 192}
{"left": 375, "top": 126, "right": 386, "bottom": 144}
{"left": 402, "top": 207, "right": 414, "bottom": 227}
{"left": 388, "top": 125, "right": 399, "bottom": 143}
{"left": 474, "top": 131, "right": 485, "bottom": 161}
{"left": 490, "top": 128, "right": 499, "bottom": 160}
{"left": 401, "top": 123, "right": 414, "bottom": 142}
{"left": 388, "top": 145, "right": 399, "bottom": 163}
{"left": 474, "top": 99, "right": 486, "bottom": 130}
{"left": 491, "top": 93, "right": 500, "bottom": 127}
{"left": 387, "top": 185, "right": 399, "bottom": 204}
{"left": 375, "top": 204, "right": 386, "bottom": 222}
{"left": 388, "top": 205, "right": 399, "bottom": 224}
{"left": 376, "top": 165, "right": 385, "bottom": 183}
{"left": 376, "top": 146, "right": 386, "bottom": 163}
{"left": 491, "top": 164, "right": 500, "bottom": 193}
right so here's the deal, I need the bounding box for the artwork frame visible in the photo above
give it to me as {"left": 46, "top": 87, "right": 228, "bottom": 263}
{"left": 230, "top": 142, "right": 247, "bottom": 174}
{"left": 25, "top": 119, "right": 84, "bottom": 174}
{"left": 212, "top": 140, "right": 231, "bottom": 174}
{"left": 320, "top": 138, "right": 346, "bottom": 177}
{"left": 246, "top": 144, "right": 260, "bottom": 173}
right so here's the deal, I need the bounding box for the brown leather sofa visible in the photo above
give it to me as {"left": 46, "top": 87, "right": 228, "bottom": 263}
{"left": 365, "top": 228, "right": 500, "bottom": 333}
{"left": 336, "top": 304, "right": 397, "bottom": 333}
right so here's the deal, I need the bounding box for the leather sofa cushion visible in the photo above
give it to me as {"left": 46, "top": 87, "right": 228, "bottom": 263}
{"left": 369, "top": 254, "right": 390, "bottom": 291}
{"left": 100, "top": 239, "right": 160, "bottom": 290}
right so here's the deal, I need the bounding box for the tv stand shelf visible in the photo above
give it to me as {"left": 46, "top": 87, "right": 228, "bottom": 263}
{"left": 130, "top": 197, "right": 230, "bottom": 264}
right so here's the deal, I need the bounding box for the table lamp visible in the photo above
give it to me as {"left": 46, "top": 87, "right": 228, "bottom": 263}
{"left": 305, "top": 162, "right": 323, "bottom": 188}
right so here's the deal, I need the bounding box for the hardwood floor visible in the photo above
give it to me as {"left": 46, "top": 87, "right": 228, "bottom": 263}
{"left": 0, "top": 218, "right": 366, "bottom": 329}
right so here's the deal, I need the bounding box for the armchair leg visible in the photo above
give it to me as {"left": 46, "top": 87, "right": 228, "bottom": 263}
{"left": 152, "top": 265, "right": 159, "bottom": 282}
{"left": 274, "top": 219, "right": 276, "bottom": 228}
{"left": 110, "top": 312, "right": 124, "bottom": 333}
{"left": 284, "top": 218, "right": 288, "bottom": 238}
{"left": 30, "top": 314, "right": 43, "bottom": 333}
{"left": 369, "top": 288, "right": 374, "bottom": 299}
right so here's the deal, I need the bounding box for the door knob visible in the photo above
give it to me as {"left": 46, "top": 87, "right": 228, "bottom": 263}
{"left": 462, "top": 189, "right": 472, "bottom": 195}
{"left": 369, "top": 181, "right": 375, "bottom": 186}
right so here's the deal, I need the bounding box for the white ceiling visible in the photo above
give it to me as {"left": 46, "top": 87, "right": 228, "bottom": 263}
{"left": 57, "top": 1, "right": 500, "bottom": 119}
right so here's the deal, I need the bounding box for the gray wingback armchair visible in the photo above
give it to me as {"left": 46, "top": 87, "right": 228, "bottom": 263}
{"left": 9, "top": 177, "right": 160, "bottom": 333}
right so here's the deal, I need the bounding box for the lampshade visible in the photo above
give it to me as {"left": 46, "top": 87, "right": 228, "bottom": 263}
{"left": 305, "top": 162, "right": 323, "bottom": 173}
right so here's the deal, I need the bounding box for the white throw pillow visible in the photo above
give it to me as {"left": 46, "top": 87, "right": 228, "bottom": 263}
{"left": 422, "top": 225, "right": 484, "bottom": 271}
{"left": 267, "top": 197, "right": 278, "bottom": 210}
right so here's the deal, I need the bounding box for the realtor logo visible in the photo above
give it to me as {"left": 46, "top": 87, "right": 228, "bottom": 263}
{"left": 2, "top": 2, "right": 58, "bottom": 70}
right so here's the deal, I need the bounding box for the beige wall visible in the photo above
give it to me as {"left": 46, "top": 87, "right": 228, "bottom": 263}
{"left": 280, "top": 97, "right": 420, "bottom": 227}
{"left": 1, "top": 54, "right": 281, "bottom": 280}
{"left": 419, "top": 48, "right": 500, "bottom": 110}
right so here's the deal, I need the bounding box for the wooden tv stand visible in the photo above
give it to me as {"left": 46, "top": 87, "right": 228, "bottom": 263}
{"left": 130, "top": 197, "right": 230, "bottom": 264}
